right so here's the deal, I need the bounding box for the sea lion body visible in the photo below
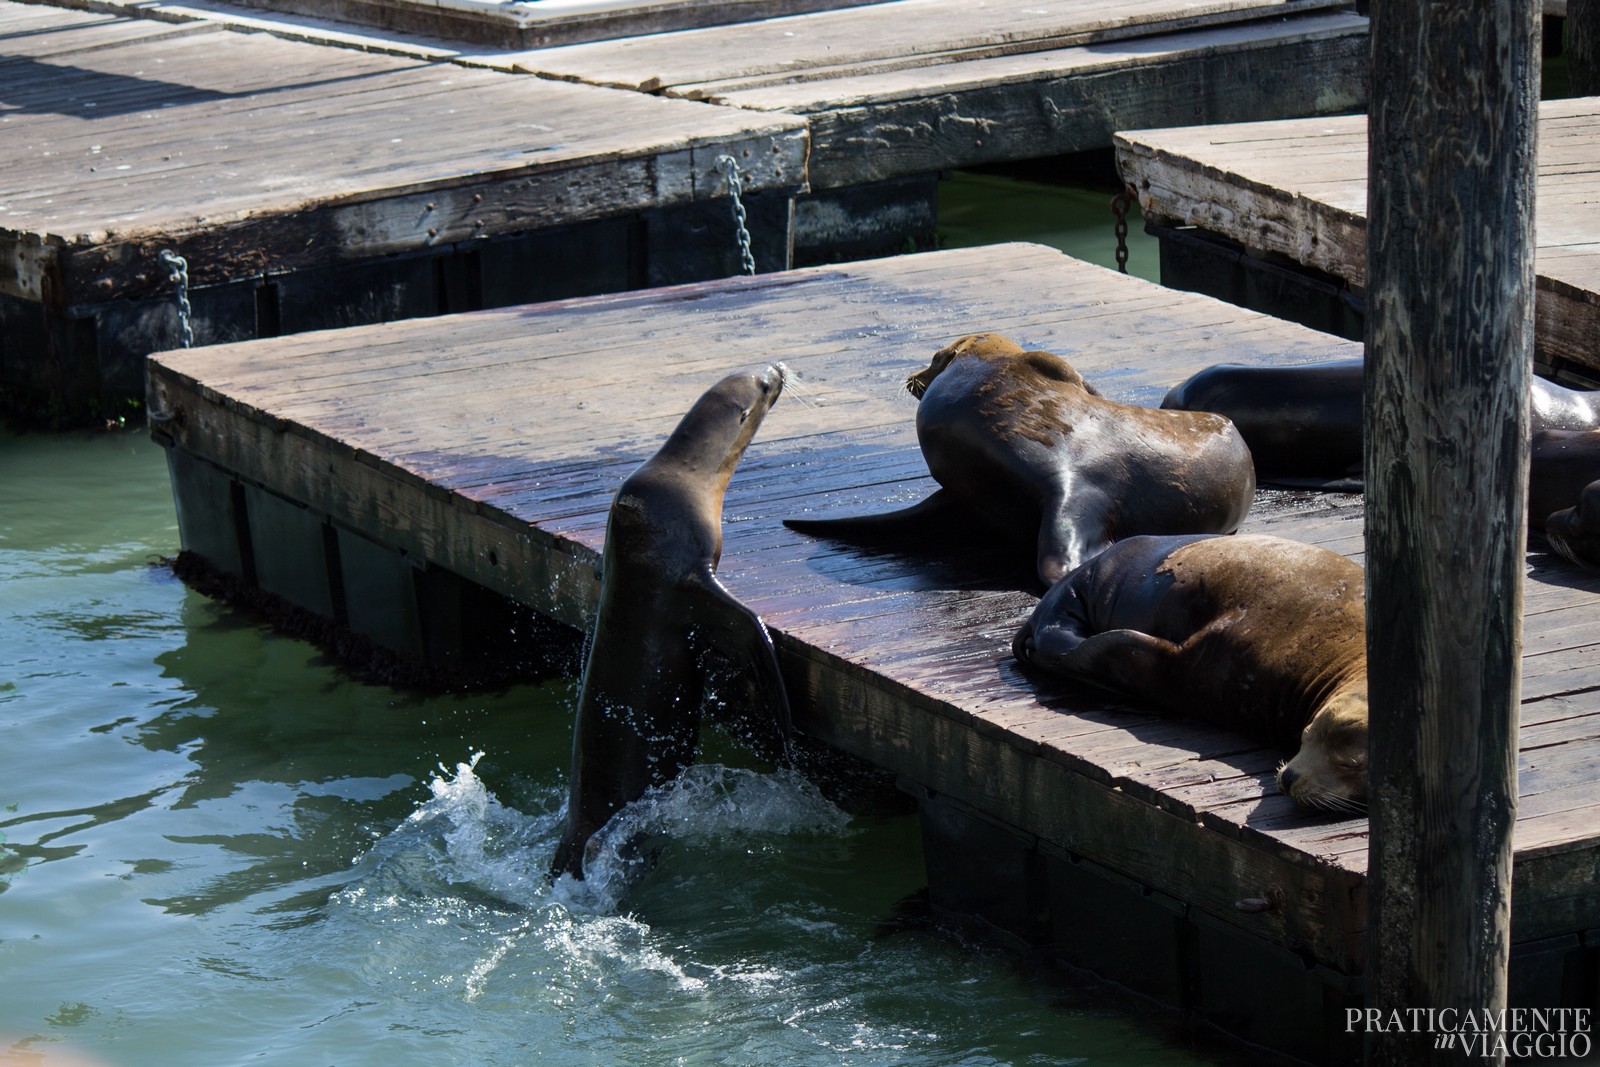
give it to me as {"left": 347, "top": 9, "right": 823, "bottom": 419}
{"left": 787, "top": 334, "right": 1256, "bottom": 585}
{"left": 1545, "top": 480, "right": 1600, "bottom": 568}
{"left": 1163, "top": 358, "right": 1600, "bottom": 487}
{"left": 1532, "top": 429, "right": 1600, "bottom": 567}
{"left": 552, "top": 366, "right": 791, "bottom": 880}
{"left": 1012, "top": 533, "right": 1369, "bottom": 812}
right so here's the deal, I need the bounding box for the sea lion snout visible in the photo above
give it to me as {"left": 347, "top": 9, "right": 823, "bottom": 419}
{"left": 1277, "top": 690, "right": 1369, "bottom": 814}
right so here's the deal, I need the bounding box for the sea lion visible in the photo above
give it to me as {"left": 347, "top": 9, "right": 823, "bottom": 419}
{"left": 1545, "top": 480, "right": 1600, "bottom": 568}
{"left": 1531, "top": 429, "right": 1600, "bottom": 567}
{"left": 1012, "top": 533, "right": 1369, "bottom": 813}
{"left": 551, "top": 365, "right": 792, "bottom": 881}
{"left": 784, "top": 334, "right": 1256, "bottom": 586}
{"left": 1162, "top": 358, "right": 1600, "bottom": 488}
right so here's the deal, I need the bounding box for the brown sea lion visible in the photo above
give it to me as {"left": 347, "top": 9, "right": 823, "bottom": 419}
{"left": 552, "top": 365, "right": 792, "bottom": 881}
{"left": 1163, "top": 357, "right": 1600, "bottom": 488}
{"left": 1012, "top": 533, "right": 1369, "bottom": 813}
{"left": 785, "top": 334, "right": 1256, "bottom": 586}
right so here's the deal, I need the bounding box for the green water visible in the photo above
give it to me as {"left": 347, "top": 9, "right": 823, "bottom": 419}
{"left": 938, "top": 172, "right": 1160, "bottom": 282}
{"left": 2, "top": 177, "right": 1230, "bottom": 1067}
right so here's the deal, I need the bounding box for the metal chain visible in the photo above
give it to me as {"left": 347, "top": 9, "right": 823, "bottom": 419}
{"left": 1110, "top": 187, "right": 1135, "bottom": 275}
{"left": 158, "top": 249, "right": 194, "bottom": 348}
{"left": 715, "top": 155, "right": 758, "bottom": 276}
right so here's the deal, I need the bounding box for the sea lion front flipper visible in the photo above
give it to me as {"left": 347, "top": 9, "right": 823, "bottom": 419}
{"left": 1544, "top": 478, "right": 1600, "bottom": 568}
{"left": 1036, "top": 491, "right": 1109, "bottom": 585}
{"left": 783, "top": 487, "right": 964, "bottom": 544}
{"left": 689, "top": 573, "right": 795, "bottom": 762}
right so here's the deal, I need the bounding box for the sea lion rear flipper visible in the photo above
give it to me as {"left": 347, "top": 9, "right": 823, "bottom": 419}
{"left": 783, "top": 488, "right": 962, "bottom": 544}
{"left": 1054, "top": 628, "right": 1178, "bottom": 699}
{"left": 690, "top": 574, "right": 795, "bottom": 762}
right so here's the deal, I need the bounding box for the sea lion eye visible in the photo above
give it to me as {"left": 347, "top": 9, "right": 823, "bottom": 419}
{"left": 740, "top": 407, "right": 751, "bottom": 423}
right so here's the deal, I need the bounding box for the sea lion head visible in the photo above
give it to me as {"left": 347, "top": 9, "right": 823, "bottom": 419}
{"left": 651, "top": 363, "right": 786, "bottom": 480}
{"left": 906, "top": 333, "right": 1097, "bottom": 400}
{"left": 1276, "top": 688, "right": 1368, "bottom": 814}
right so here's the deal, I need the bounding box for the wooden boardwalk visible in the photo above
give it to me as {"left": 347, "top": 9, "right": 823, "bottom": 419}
{"left": 33, "top": 0, "right": 1372, "bottom": 192}
{"left": 0, "top": 0, "right": 805, "bottom": 422}
{"left": 220, "top": 0, "right": 902, "bottom": 48}
{"left": 1115, "top": 98, "right": 1600, "bottom": 377}
{"left": 146, "top": 243, "right": 1600, "bottom": 1060}
{"left": 512, "top": 0, "right": 1370, "bottom": 190}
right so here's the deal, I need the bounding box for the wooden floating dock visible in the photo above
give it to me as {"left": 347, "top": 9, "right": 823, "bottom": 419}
{"left": 510, "top": 0, "right": 1369, "bottom": 192}
{"left": 146, "top": 243, "right": 1600, "bottom": 1065}
{"left": 220, "top": 0, "right": 902, "bottom": 49}
{"left": 5, "top": 0, "right": 1374, "bottom": 427}
{"left": 1115, "top": 97, "right": 1600, "bottom": 380}
{"left": 0, "top": 0, "right": 806, "bottom": 425}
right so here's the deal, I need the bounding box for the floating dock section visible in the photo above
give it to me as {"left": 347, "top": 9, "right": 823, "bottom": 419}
{"left": 219, "top": 0, "right": 902, "bottom": 48}
{"left": 5, "top": 0, "right": 1376, "bottom": 426}
{"left": 1115, "top": 98, "right": 1600, "bottom": 381}
{"left": 146, "top": 243, "right": 1600, "bottom": 1065}
{"left": 0, "top": 0, "right": 806, "bottom": 425}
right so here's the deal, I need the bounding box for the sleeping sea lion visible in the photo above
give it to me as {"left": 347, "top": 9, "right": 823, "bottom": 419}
{"left": 785, "top": 334, "right": 1256, "bottom": 586}
{"left": 1532, "top": 429, "right": 1600, "bottom": 567}
{"left": 1012, "top": 533, "right": 1369, "bottom": 813}
{"left": 552, "top": 365, "right": 792, "bottom": 881}
{"left": 1162, "top": 357, "right": 1600, "bottom": 488}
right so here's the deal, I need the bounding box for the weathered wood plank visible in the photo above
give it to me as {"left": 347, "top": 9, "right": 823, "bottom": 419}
{"left": 224, "top": 0, "right": 904, "bottom": 49}
{"left": 1116, "top": 98, "right": 1600, "bottom": 372}
{"left": 146, "top": 244, "right": 1600, "bottom": 973}
{"left": 513, "top": 0, "right": 1351, "bottom": 92}
{"left": 509, "top": 6, "right": 1367, "bottom": 189}
{"left": 0, "top": 1, "right": 809, "bottom": 302}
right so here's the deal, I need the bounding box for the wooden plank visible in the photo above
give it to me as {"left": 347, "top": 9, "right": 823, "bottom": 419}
{"left": 727, "top": 12, "right": 1369, "bottom": 189}
{"left": 146, "top": 243, "right": 1600, "bottom": 970}
{"left": 1115, "top": 98, "right": 1600, "bottom": 373}
{"left": 508, "top": 5, "right": 1367, "bottom": 189}
{"left": 0, "top": 1, "right": 808, "bottom": 301}
{"left": 222, "top": 0, "right": 907, "bottom": 49}
{"left": 512, "top": 0, "right": 1352, "bottom": 92}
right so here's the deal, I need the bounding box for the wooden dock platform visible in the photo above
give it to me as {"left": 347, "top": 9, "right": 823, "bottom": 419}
{"left": 146, "top": 243, "right": 1600, "bottom": 1064}
{"left": 25, "top": 0, "right": 1371, "bottom": 274}
{"left": 0, "top": 0, "right": 806, "bottom": 425}
{"left": 220, "top": 0, "right": 901, "bottom": 49}
{"left": 511, "top": 0, "right": 1369, "bottom": 192}
{"left": 1115, "top": 98, "right": 1600, "bottom": 380}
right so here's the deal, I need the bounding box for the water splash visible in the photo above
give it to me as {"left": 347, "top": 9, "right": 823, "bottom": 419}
{"left": 344, "top": 752, "right": 557, "bottom": 912}
{"left": 555, "top": 765, "right": 850, "bottom": 915}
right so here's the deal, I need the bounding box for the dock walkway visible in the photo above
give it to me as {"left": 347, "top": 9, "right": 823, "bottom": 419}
{"left": 505, "top": 0, "right": 1369, "bottom": 192}
{"left": 0, "top": 0, "right": 805, "bottom": 423}
{"left": 1115, "top": 98, "right": 1600, "bottom": 378}
{"left": 146, "top": 243, "right": 1600, "bottom": 1063}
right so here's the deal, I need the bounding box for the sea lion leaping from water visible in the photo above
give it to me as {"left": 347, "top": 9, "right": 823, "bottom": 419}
{"left": 1012, "top": 534, "right": 1370, "bottom": 813}
{"left": 552, "top": 365, "right": 791, "bottom": 881}
{"left": 784, "top": 334, "right": 1256, "bottom": 586}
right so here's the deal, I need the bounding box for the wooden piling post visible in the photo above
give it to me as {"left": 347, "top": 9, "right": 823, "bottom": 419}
{"left": 1363, "top": 1, "right": 1537, "bottom": 1063}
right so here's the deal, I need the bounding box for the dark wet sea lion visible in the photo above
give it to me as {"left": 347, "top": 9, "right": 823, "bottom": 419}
{"left": 552, "top": 365, "right": 791, "bottom": 881}
{"left": 1012, "top": 533, "right": 1369, "bottom": 813}
{"left": 1531, "top": 429, "right": 1600, "bottom": 567}
{"left": 785, "top": 334, "right": 1256, "bottom": 586}
{"left": 1530, "top": 429, "right": 1600, "bottom": 524}
{"left": 1163, "top": 358, "right": 1600, "bottom": 487}
{"left": 1545, "top": 480, "right": 1600, "bottom": 568}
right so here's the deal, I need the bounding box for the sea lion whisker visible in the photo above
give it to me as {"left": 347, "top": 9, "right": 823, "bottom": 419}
{"left": 775, "top": 363, "right": 821, "bottom": 408}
